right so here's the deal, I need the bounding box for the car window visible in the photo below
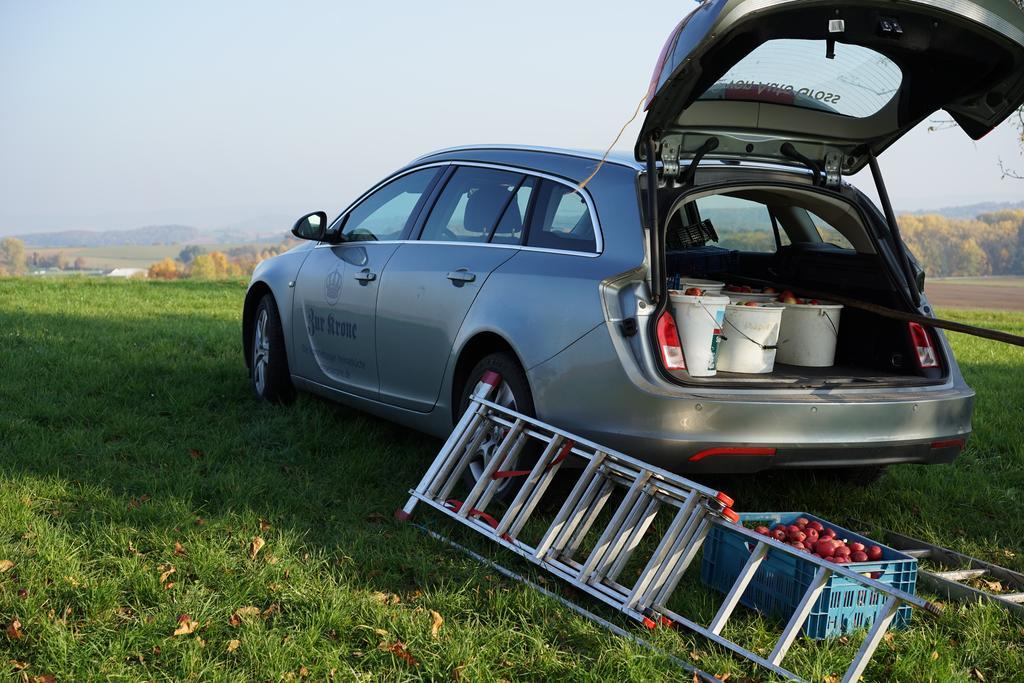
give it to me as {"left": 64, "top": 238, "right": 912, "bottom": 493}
{"left": 491, "top": 177, "right": 536, "bottom": 245}
{"left": 338, "top": 168, "right": 440, "bottom": 242}
{"left": 809, "top": 213, "right": 856, "bottom": 250}
{"left": 698, "top": 39, "right": 903, "bottom": 118}
{"left": 695, "top": 195, "right": 789, "bottom": 252}
{"left": 420, "top": 167, "right": 524, "bottom": 243}
{"left": 525, "top": 181, "right": 596, "bottom": 253}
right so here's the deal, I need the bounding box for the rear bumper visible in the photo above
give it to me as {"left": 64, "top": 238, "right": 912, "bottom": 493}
{"left": 529, "top": 325, "right": 974, "bottom": 474}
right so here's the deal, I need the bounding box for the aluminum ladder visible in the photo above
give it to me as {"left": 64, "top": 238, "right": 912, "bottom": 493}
{"left": 398, "top": 372, "right": 943, "bottom": 683}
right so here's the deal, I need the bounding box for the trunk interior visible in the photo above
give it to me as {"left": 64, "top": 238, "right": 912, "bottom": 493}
{"left": 656, "top": 182, "right": 946, "bottom": 388}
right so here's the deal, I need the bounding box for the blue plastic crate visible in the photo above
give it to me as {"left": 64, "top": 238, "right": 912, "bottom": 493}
{"left": 700, "top": 512, "right": 918, "bottom": 640}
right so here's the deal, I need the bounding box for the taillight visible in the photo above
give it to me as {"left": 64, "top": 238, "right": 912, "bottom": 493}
{"left": 908, "top": 322, "right": 939, "bottom": 369}
{"left": 657, "top": 312, "right": 686, "bottom": 370}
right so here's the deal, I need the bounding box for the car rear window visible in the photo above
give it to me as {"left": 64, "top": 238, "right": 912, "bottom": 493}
{"left": 698, "top": 39, "right": 902, "bottom": 118}
{"left": 525, "top": 181, "right": 597, "bottom": 254}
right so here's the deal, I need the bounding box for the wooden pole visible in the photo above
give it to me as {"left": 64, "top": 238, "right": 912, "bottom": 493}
{"left": 740, "top": 279, "right": 1024, "bottom": 348}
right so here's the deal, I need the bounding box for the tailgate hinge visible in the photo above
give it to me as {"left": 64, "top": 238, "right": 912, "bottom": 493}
{"left": 661, "top": 139, "right": 681, "bottom": 179}
{"left": 824, "top": 151, "right": 843, "bottom": 189}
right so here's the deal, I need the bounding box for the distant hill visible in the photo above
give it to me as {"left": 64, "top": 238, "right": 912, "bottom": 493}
{"left": 17, "top": 224, "right": 203, "bottom": 248}
{"left": 906, "top": 200, "right": 1024, "bottom": 220}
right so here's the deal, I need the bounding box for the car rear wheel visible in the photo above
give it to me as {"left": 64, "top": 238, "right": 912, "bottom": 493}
{"left": 251, "top": 294, "right": 294, "bottom": 404}
{"left": 458, "top": 352, "right": 536, "bottom": 501}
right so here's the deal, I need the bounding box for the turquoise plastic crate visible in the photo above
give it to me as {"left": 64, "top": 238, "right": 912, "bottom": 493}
{"left": 700, "top": 512, "right": 917, "bottom": 640}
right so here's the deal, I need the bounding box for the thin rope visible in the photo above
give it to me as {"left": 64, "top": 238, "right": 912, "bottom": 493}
{"left": 577, "top": 90, "right": 649, "bottom": 192}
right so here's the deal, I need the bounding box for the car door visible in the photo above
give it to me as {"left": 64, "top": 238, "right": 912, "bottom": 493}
{"left": 291, "top": 166, "right": 443, "bottom": 399}
{"left": 375, "top": 165, "right": 531, "bottom": 412}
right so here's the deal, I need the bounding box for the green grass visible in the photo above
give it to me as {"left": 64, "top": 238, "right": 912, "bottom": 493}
{"left": 1, "top": 279, "right": 1022, "bottom": 682}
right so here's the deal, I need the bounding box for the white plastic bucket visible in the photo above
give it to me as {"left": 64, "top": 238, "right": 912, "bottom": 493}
{"left": 718, "top": 303, "right": 785, "bottom": 374}
{"left": 668, "top": 291, "right": 730, "bottom": 377}
{"left": 776, "top": 302, "right": 844, "bottom": 367}
{"left": 726, "top": 293, "right": 779, "bottom": 304}
{"left": 679, "top": 278, "right": 726, "bottom": 295}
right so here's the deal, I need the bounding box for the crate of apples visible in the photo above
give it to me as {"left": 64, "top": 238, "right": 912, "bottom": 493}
{"left": 701, "top": 511, "right": 918, "bottom": 639}
{"left": 755, "top": 517, "right": 883, "bottom": 567}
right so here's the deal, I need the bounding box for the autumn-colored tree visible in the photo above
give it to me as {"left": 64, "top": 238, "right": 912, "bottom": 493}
{"left": 148, "top": 257, "right": 183, "bottom": 280}
{"left": 188, "top": 251, "right": 238, "bottom": 279}
{"left": 73, "top": 256, "right": 87, "bottom": 270}
{"left": 0, "top": 237, "right": 27, "bottom": 276}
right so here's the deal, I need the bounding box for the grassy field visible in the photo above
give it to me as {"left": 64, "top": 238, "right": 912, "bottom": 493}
{"left": 0, "top": 279, "right": 1022, "bottom": 682}
{"left": 29, "top": 242, "right": 278, "bottom": 271}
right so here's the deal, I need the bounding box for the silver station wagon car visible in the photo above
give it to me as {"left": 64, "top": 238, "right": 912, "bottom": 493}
{"left": 244, "top": 0, "right": 1024, "bottom": 483}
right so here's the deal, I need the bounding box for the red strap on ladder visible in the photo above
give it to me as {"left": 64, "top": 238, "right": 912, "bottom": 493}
{"left": 492, "top": 440, "right": 575, "bottom": 480}
{"left": 445, "top": 499, "right": 512, "bottom": 541}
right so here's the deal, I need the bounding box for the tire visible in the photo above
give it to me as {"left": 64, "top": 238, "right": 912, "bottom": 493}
{"left": 458, "top": 352, "right": 537, "bottom": 502}
{"left": 250, "top": 294, "right": 294, "bottom": 404}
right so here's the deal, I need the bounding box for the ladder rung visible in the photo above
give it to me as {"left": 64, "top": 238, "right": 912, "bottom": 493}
{"left": 458, "top": 420, "right": 527, "bottom": 516}
{"left": 535, "top": 453, "right": 606, "bottom": 559}
{"left": 624, "top": 497, "right": 700, "bottom": 609}
{"left": 578, "top": 472, "right": 653, "bottom": 582}
{"left": 709, "top": 541, "right": 769, "bottom": 635}
{"left": 606, "top": 496, "right": 662, "bottom": 582}
{"left": 769, "top": 566, "right": 831, "bottom": 665}
{"left": 932, "top": 568, "right": 989, "bottom": 582}
{"left": 901, "top": 548, "right": 932, "bottom": 559}
{"left": 495, "top": 436, "right": 566, "bottom": 538}
{"left": 561, "top": 479, "right": 616, "bottom": 561}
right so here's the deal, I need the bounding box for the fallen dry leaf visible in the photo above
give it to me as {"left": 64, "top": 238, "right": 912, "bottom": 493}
{"left": 365, "top": 512, "right": 387, "bottom": 524}
{"left": 228, "top": 613, "right": 241, "bottom": 627}
{"left": 259, "top": 518, "right": 272, "bottom": 532}
{"left": 10, "top": 660, "right": 29, "bottom": 671}
{"left": 174, "top": 541, "right": 186, "bottom": 556}
{"left": 824, "top": 676, "right": 840, "bottom": 683}
{"left": 690, "top": 650, "right": 701, "bottom": 662}
{"left": 6, "top": 618, "right": 24, "bottom": 640}
{"left": 0, "top": 560, "right": 14, "bottom": 573}
{"left": 188, "top": 448, "right": 203, "bottom": 459}
{"left": 249, "top": 537, "right": 266, "bottom": 559}
{"left": 261, "top": 603, "right": 280, "bottom": 618}
{"left": 373, "top": 592, "right": 400, "bottom": 605}
{"left": 172, "top": 614, "right": 199, "bottom": 637}
{"left": 34, "top": 676, "right": 56, "bottom": 683}
{"left": 931, "top": 651, "right": 940, "bottom": 661}
{"left": 299, "top": 665, "right": 309, "bottom": 678}
{"left": 158, "top": 565, "right": 176, "bottom": 584}
{"left": 970, "top": 668, "right": 986, "bottom": 682}
{"left": 227, "top": 639, "right": 241, "bottom": 653}
{"left": 380, "top": 640, "right": 419, "bottom": 667}
{"left": 194, "top": 517, "right": 206, "bottom": 526}
{"left": 451, "top": 663, "right": 467, "bottom": 681}
{"left": 163, "top": 582, "right": 175, "bottom": 590}
{"left": 430, "top": 610, "right": 443, "bottom": 639}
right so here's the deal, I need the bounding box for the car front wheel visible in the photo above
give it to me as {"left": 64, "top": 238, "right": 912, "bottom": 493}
{"left": 251, "top": 294, "right": 294, "bottom": 404}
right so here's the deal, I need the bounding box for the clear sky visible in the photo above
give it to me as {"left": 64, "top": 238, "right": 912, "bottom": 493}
{"left": 1, "top": 0, "right": 1021, "bottom": 235}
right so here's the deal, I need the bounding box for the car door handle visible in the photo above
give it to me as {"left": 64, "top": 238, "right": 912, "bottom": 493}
{"left": 446, "top": 270, "right": 476, "bottom": 284}
{"left": 354, "top": 269, "right": 377, "bottom": 284}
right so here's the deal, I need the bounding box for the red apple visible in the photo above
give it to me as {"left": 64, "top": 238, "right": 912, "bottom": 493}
{"left": 804, "top": 529, "right": 819, "bottom": 544}
{"left": 834, "top": 556, "right": 851, "bottom": 565}
{"left": 744, "top": 301, "right": 760, "bottom": 307}
{"left": 795, "top": 517, "right": 810, "bottom": 528}
{"left": 754, "top": 526, "right": 770, "bottom": 536}
{"left": 791, "top": 541, "right": 806, "bottom": 551}
{"left": 684, "top": 287, "right": 704, "bottom": 296}
{"left": 771, "top": 530, "right": 787, "bottom": 542}
{"left": 789, "top": 530, "right": 807, "bottom": 544}
{"left": 821, "top": 528, "right": 836, "bottom": 539}
{"left": 807, "top": 521, "right": 824, "bottom": 532}
{"left": 867, "top": 545, "right": 883, "bottom": 561}
{"left": 833, "top": 545, "right": 851, "bottom": 558}
{"left": 763, "top": 287, "right": 778, "bottom": 294}
{"left": 849, "top": 542, "right": 865, "bottom": 554}
{"left": 851, "top": 551, "right": 869, "bottom": 563}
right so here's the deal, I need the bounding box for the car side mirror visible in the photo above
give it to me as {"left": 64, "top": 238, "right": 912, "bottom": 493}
{"left": 291, "top": 211, "right": 328, "bottom": 241}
